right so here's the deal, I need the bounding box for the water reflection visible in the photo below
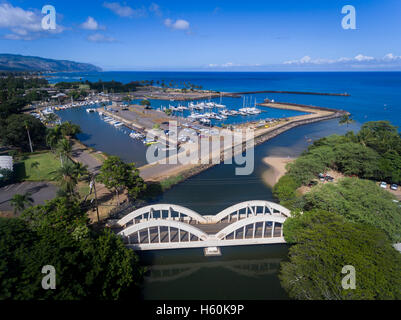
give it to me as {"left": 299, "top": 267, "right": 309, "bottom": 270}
{"left": 139, "top": 244, "right": 289, "bottom": 300}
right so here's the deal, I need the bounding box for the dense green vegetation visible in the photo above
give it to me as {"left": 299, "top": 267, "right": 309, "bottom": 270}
{"left": 301, "top": 178, "right": 401, "bottom": 242}
{"left": 274, "top": 121, "right": 401, "bottom": 193}
{"left": 280, "top": 210, "right": 401, "bottom": 300}
{"left": 55, "top": 80, "right": 143, "bottom": 93}
{"left": 274, "top": 120, "right": 401, "bottom": 300}
{"left": 0, "top": 76, "right": 48, "bottom": 119}
{"left": 0, "top": 114, "right": 47, "bottom": 151}
{"left": 96, "top": 156, "right": 146, "bottom": 205}
{"left": 0, "top": 197, "right": 144, "bottom": 300}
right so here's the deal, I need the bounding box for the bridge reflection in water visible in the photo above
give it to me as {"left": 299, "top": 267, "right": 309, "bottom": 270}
{"left": 111, "top": 201, "right": 291, "bottom": 251}
{"left": 144, "top": 257, "right": 282, "bottom": 283}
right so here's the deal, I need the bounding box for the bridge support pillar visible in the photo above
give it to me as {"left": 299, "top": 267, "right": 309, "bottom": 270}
{"left": 271, "top": 222, "right": 275, "bottom": 238}
{"left": 263, "top": 221, "right": 266, "bottom": 238}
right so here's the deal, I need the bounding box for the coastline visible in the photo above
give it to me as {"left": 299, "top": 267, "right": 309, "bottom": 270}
{"left": 262, "top": 156, "right": 295, "bottom": 187}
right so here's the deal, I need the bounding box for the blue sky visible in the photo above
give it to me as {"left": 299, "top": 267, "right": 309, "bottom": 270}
{"left": 1, "top": 0, "right": 401, "bottom": 70}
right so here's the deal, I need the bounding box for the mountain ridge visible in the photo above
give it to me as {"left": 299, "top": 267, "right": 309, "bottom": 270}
{"left": 0, "top": 54, "right": 102, "bottom": 72}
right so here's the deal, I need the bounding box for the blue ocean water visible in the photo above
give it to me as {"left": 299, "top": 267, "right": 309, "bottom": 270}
{"left": 48, "top": 71, "right": 401, "bottom": 129}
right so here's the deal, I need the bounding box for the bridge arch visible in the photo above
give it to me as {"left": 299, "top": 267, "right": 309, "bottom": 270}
{"left": 216, "top": 215, "right": 287, "bottom": 240}
{"left": 119, "top": 219, "right": 209, "bottom": 243}
{"left": 117, "top": 204, "right": 208, "bottom": 227}
{"left": 212, "top": 200, "right": 290, "bottom": 223}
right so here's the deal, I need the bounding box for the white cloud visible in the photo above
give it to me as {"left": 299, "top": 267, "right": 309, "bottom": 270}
{"left": 207, "top": 62, "right": 261, "bottom": 68}
{"left": 383, "top": 53, "right": 401, "bottom": 61}
{"left": 284, "top": 54, "right": 382, "bottom": 65}
{"left": 164, "top": 18, "right": 190, "bottom": 30}
{"left": 281, "top": 53, "right": 401, "bottom": 70}
{"left": 354, "top": 54, "right": 374, "bottom": 62}
{"left": 87, "top": 33, "right": 115, "bottom": 43}
{"left": 103, "top": 2, "right": 146, "bottom": 18}
{"left": 81, "top": 17, "right": 102, "bottom": 30}
{"left": 0, "top": 3, "right": 64, "bottom": 40}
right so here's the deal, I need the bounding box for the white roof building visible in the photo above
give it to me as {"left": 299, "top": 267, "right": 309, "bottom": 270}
{"left": 0, "top": 156, "right": 13, "bottom": 178}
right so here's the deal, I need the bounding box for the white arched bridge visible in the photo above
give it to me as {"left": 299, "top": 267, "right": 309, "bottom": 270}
{"left": 111, "top": 200, "right": 291, "bottom": 251}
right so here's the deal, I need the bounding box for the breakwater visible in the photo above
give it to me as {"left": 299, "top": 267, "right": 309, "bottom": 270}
{"left": 235, "top": 90, "right": 350, "bottom": 96}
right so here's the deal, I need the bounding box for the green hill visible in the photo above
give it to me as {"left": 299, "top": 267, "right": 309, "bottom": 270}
{"left": 0, "top": 54, "right": 102, "bottom": 72}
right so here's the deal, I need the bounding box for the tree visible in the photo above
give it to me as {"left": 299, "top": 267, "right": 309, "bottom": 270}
{"left": 10, "top": 192, "right": 34, "bottom": 215}
{"left": 339, "top": 114, "right": 355, "bottom": 127}
{"left": 301, "top": 177, "right": 401, "bottom": 242}
{"left": 0, "top": 197, "right": 144, "bottom": 300}
{"left": 56, "top": 138, "right": 72, "bottom": 165}
{"left": 333, "top": 142, "right": 380, "bottom": 178}
{"left": 280, "top": 210, "right": 401, "bottom": 300}
{"left": 52, "top": 162, "right": 86, "bottom": 197}
{"left": 164, "top": 109, "right": 173, "bottom": 116}
{"left": 0, "top": 114, "right": 46, "bottom": 151}
{"left": 96, "top": 156, "right": 145, "bottom": 206}
{"left": 46, "top": 126, "right": 62, "bottom": 151}
{"left": 59, "top": 121, "right": 81, "bottom": 138}
{"left": 140, "top": 99, "right": 151, "bottom": 109}
{"left": 357, "top": 121, "right": 401, "bottom": 154}
{"left": 24, "top": 121, "right": 33, "bottom": 153}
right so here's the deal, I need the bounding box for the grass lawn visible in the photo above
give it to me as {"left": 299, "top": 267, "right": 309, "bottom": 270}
{"left": 14, "top": 152, "right": 61, "bottom": 181}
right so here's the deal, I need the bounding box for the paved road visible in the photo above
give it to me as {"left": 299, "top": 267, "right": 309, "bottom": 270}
{"left": 71, "top": 143, "right": 102, "bottom": 173}
{"left": 0, "top": 182, "right": 58, "bottom": 213}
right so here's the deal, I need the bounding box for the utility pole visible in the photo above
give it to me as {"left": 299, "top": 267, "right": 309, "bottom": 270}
{"left": 90, "top": 174, "right": 100, "bottom": 223}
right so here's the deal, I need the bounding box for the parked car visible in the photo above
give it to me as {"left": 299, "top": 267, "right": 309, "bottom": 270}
{"left": 390, "top": 184, "right": 398, "bottom": 191}
{"left": 380, "top": 182, "right": 387, "bottom": 189}
{"left": 325, "top": 175, "right": 334, "bottom": 182}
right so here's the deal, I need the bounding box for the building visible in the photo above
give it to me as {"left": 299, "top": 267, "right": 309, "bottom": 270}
{"left": 0, "top": 156, "right": 13, "bottom": 179}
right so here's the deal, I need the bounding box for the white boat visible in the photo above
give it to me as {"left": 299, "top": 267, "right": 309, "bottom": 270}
{"left": 200, "top": 118, "right": 211, "bottom": 125}
{"left": 129, "top": 132, "right": 145, "bottom": 139}
{"left": 114, "top": 122, "right": 124, "bottom": 127}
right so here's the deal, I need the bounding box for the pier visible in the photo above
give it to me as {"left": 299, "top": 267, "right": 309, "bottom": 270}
{"left": 110, "top": 200, "right": 291, "bottom": 252}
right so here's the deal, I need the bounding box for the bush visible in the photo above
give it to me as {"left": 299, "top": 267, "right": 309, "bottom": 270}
{"left": 273, "top": 175, "right": 300, "bottom": 202}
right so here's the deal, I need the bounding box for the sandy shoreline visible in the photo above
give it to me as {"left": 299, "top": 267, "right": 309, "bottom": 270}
{"left": 262, "top": 156, "right": 295, "bottom": 187}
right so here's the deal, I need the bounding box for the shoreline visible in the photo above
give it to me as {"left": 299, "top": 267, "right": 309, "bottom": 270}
{"left": 262, "top": 156, "right": 295, "bottom": 188}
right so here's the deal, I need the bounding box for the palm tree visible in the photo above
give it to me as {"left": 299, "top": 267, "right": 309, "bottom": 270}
{"left": 52, "top": 162, "right": 79, "bottom": 197}
{"left": 24, "top": 121, "right": 33, "bottom": 153}
{"left": 46, "top": 126, "right": 62, "bottom": 152}
{"left": 74, "top": 162, "right": 89, "bottom": 181}
{"left": 339, "top": 114, "right": 355, "bottom": 127}
{"left": 10, "top": 192, "right": 34, "bottom": 215}
{"left": 57, "top": 138, "right": 72, "bottom": 165}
